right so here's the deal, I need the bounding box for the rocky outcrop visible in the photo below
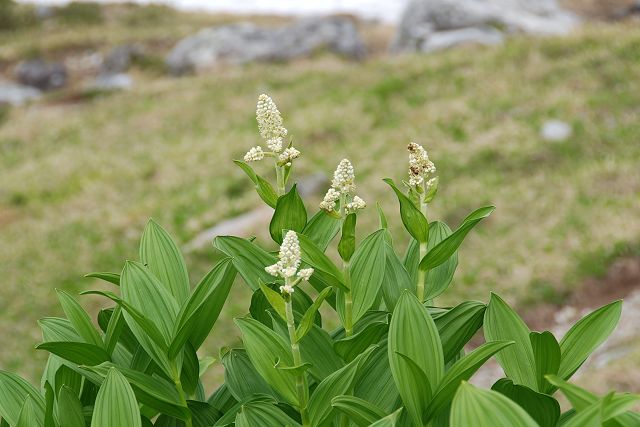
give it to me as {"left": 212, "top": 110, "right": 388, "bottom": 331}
{"left": 166, "top": 17, "right": 366, "bottom": 75}
{"left": 392, "top": 0, "right": 578, "bottom": 53}
{"left": 0, "top": 80, "right": 41, "bottom": 106}
{"left": 15, "top": 59, "right": 67, "bottom": 91}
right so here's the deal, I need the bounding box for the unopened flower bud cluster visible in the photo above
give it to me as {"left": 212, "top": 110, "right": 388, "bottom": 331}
{"left": 407, "top": 142, "right": 437, "bottom": 187}
{"left": 265, "top": 230, "right": 314, "bottom": 295}
{"left": 320, "top": 159, "right": 366, "bottom": 214}
{"left": 244, "top": 94, "right": 302, "bottom": 166}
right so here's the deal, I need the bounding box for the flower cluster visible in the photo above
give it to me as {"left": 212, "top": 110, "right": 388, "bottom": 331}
{"left": 265, "top": 230, "right": 314, "bottom": 294}
{"left": 319, "top": 159, "right": 366, "bottom": 214}
{"left": 244, "top": 94, "right": 302, "bottom": 166}
{"left": 407, "top": 142, "right": 436, "bottom": 187}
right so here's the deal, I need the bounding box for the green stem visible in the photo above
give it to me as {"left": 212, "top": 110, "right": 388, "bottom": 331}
{"left": 417, "top": 190, "right": 429, "bottom": 302}
{"left": 174, "top": 378, "right": 193, "bottom": 427}
{"left": 276, "top": 163, "right": 286, "bottom": 196}
{"left": 285, "top": 289, "right": 310, "bottom": 426}
{"left": 343, "top": 261, "right": 353, "bottom": 337}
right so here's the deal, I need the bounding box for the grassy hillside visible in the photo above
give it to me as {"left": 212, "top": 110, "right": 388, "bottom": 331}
{"left": 1, "top": 15, "right": 639, "bottom": 387}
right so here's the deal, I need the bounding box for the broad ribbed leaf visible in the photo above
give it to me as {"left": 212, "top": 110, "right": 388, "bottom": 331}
{"left": 258, "top": 282, "right": 287, "bottom": 321}
{"left": 530, "top": 331, "right": 561, "bottom": 394}
{"left": 334, "top": 320, "right": 388, "bottom": 363}
{"left": 558, "top": 300, "right": 622, "bottom": 379}
{"left": 16, "top": 396, "right": 37, "bottom": 427}
{"left": 269, "top": 184, "right": 307, "bottom": 244}
{"left": 420, "top": 206, "right": 494, "bottom": 271}
{"left": 234, "top": 317, "right": 297, "bottom": 405}
{"left": 234, "top": 160, "right": 279, "bottom": 208}
{"left": 296, "top": 287, "right": 333, "bottom": 342}
{"left": 389, "top": 292, "right": 443, "bottom": 426}
{"left": 140, "top": 219, "right": 190, "bottom": 303}
{"left": 484, "top": 293, "right": 537, "bottom": 390}
{"left": 57, "top": 290, "right": 104, "bottom": 347}
{"left": 222, "top": 349, "right": 275, "bottom": 401}
{"left": 384, "top": 178, "right": 429, "bottom": 242}
{"left": 394, "top": 352, "right": 432, "bottom": 426}
{"left": 57, "top": 385, "right": 85, "bottom": 427}
{"left": 302, "top": 210, "right": 341, "bottom": 251}
{"left": 84, "top": 272, "right": 120, "bottom": 286}
{"left": 423, "top": 221, "right": 458, "bottom": 300}
{"left": 350, "top": 230, "right": 386, "bottom": 323}
{"left": 492, "top": 378, "right": 560, "bottom": 427}
{"left": 545, "top": 375, "right": 596, "bottom": 411}
{"left": 381, "top": 242, "right": 414, "bottom": 312}
{"left": 331, "top": 395, "right": 387, "bottom": 426}
{"left": 307, "top": 347, "right": 375, "bottom": 426}
{"left": 104, "top": 306, "right": 124, "bottom": 355}
{"left": 451, "top": 382, "right": 538, "bottom": 427}
{"left": 43, "top": 381, "right": 54, "bottom": 427}
{"left": 296, "top": 324, "right": 345, "bottom": 382}
{"left": 338, "top": 213, "right": 357, "bottom": 262}
{"left": 91, "top": 368, "right": 141, "bottom": 427}
{"left": 353, "top": 344, "right": 399, "bottom": 414}
{"left": 234, "top": 400, "right": 301, "bottom": 427}
{"left": 180, "top": 342, "right": 200, "bottom": 396}
{"left": 170, "top": 258, "right": 237, "bottom": 357}
{"left": 214, "top": 236, "right": 277, "bottom": 290}
{"left": 425, "top": 341, "right": 514, "bottom": 422}
{"left": 36, "top": 342, "right": 110, "bottom": 366}
{"left": 369, "top": 408, "right": 403, "bottom": 426}
{"left": 298, "top": 233, "right": 345, "bottom": 291}
{"left": 433, "top": 301, "right": 486, "bottom": 363}
{"left": 0, "top": 372, "right": 45, "bottom": 427}
{"left": 120, "top": 261, "right": 179, "bottom": 375}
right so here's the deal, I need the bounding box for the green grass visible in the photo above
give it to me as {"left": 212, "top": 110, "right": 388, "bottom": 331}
{"left": 1, "top": 19, "right": 639, "bottom": 388}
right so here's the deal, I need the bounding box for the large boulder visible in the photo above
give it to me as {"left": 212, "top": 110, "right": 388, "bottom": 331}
{"left": 15, "top": 59, "right": 67, "bottom": 91}
{"left": 166, "top": 16, "right": 366, "bottom": 75}
{"left": 0, "top": 80, "right": 41, "bottom": 106}
{"left": 392, "top": 0, "right": 579, "bottom": 52}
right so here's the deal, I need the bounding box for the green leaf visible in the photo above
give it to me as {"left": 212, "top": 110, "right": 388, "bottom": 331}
{"left": 298, "top": 233, "right": 346, "bottom": 291}
{"left": 84, "top": 272, "right": 120, "bottom": 286}
{"left": 16, "top": 396, "right": 37, "bottom": 427}
{"left": 350, "top": 230, "right": 387, "bottom": 323}
{"left": 369, "top": 408, "right": 403, "bottom": 427}
{"left": 140, "top": 219, "right": 190, "bottom": 303}
{"left": 353, "top": 344, "right": 399, "bottom": 414}
{"left": 334, "top": 320, "right": 388, "bottom": 363}
{"left": 419, "top": 206, "right": 494, "bottom": 271}
{"left": 234, "top": 160, "right": 279, "bottom": 208}
{"left": 403, "top": 239, "right": 420, "bottom": 284}
{"left": 302, "top": 210, "right": 341, "bottom": 252}
{"left": 394, "top": 352, "right": 432, "bottom": 426}
{"left": 0, "top": 371, "right": 45, "bottom": 426}
{"left": 36, "top": 342, "right": 110, "bottom": 366}
{"left": 530, "top": 331, "right": 561, "bottom": 394}
{"left": 57, "top": 385, "right": 85, "bottom": 427}
{"left": 214, "top": 236, "right": 277, "bottom": 290}
{"left": 558, "top": 300, "right": 622, "bottom": 380}
{"left": 492, "top": 378, "right": 561, "bottom": 427}
{"left": 376, "top": 202, "right": 389, "bottom": 230}
{"left": 433, "top": 301, "right": 486, "bottom": 363}
{"left": 295, "top": 324, "right": 345, "bottom": 382}
{"left": 296, "top": 287, "right": 333, "bottom": 342}
{"left": 43, "top": 381, "right": 55, "bottom": 427}
{"left": 234, "top": 400, "right": 301, "bottom": 427}
{"left": 383, "top": 178, "right": 429, "bottom": 242}
{"left": 307, "top": 347, "right": 375, "bottom": 426}
{"left": 451, "top": 382, "right": 538, "bottom": 427}
{"left": 484, "top": 293, "right": 537, "bottom": 390}
{"left": 104, "top": 306, "right": 124, "bottom": 356}
{"left": 389, "top": 291, "right": 444, "bottom": 426}
{"left": 269, "top": 184, "right": 307, "bottom": 244}
{"left": 180, "top": 342, "right": 200, "bottom": 396}
{"left": 545, "top": 375, "right": 596, "bottom": 411}
{"left": 56, "top": 289, "right": 104, "bottom": 348}
{"left": 169, "top": 258, "right": 237, "bottom": 358}
{"left": 338, "top": 213, "right": 357, "bottom": 262}
{"left": 423, "top": 221, "right": 458, "bottom": 300}
{"left": 234, "top": 317, "right": 298, "bottom": 405}
{"left": 91, "top": 368, "right": 141, "bottom": 427}
{"left": 331, "top": 395, "right": 387, "bottom": 427}
{"left": 222, "top": 349, "right": 276, "bottom": 401}
{"left": 120, "top": 260, "right": 179, "bottom": 374}
{"left": 258, "top": 282, "right": 287, "bottom": 321}
{"left": 380, "top": 242, "right": 415, "bottom": 312}
{"left": 425, "top": 341, "right": 514, "bottom": 422}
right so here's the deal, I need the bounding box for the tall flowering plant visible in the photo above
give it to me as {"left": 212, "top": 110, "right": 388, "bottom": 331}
{"left": 0, "top": 95, "right": 636, "bottom": 427}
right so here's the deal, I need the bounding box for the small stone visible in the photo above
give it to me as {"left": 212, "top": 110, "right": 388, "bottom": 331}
{"left": 15, "top": 59, "right": 67, "bottom": 91}
{"left": 0, "top": 80, "right": 42, "bottom": 106}
{"left": 541, "top": 119, "right": 572, "bottom": 142}
{"left": 90, "top": 73, "right": 133, "bottom": 91}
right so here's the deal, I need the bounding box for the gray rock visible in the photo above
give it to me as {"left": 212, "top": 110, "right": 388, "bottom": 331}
{"left": 0, "top": 80, "right": 42, "bottom": 106}
{"left": 541, "top": 119, "right": 572, "bottom": 142}
{"left": 392, "top": 0, "right": 579, "bottom": 52}
{"left": 90, "top": 73, "right": 133, "bottom": 91}
{"left": 101, "top": 44, "right": 143, "bottom": 74}
{"left": 15, "top": 59, "right": 67, "bottom": 91}
{"left": 420, "top": 26, "right": 504, "bottom": 52}
{"left": 166, "top": 16, "right": 366, "bottom": 75}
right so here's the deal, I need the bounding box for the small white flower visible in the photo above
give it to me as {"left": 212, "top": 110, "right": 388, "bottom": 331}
{"left": 319, "top": 187, "right": 340, "bottom": 211}
{"left": 265, "top": 230, "right": 303, "bottom": 279}
{"left": 408, "top": 142, "right": 436, "bottom": 188}
{"left": 265, "top": 264, "right": 280, "bottom": 276}
{"left": 256, "top": 94, "right": 288, "bottom": 145}
{"left": 297, "top": 268, "right": 314, "bottom": 281}
{"left": 267, "top": 137, "right": 283, "bottom": 153}
{"left": 345, "top": 195, "right": 366, "bottom": 213}
{"left": 279, "top": 284, "right": 295, "bottom": 295}
{"left": 243, "top": 146, "right": 264, "bottom": 162}
{"left": 332, "top": 159, "right": 356, "bottom": 193}
{"left": 425, "top": 177, "right": 437, "bottom": 191}
{"left": 278, "top": 147, "right": 301, "bottom": 164}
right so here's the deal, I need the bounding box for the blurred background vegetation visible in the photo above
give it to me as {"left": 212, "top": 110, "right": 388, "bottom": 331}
{"left": 1, "top": 1, "right": 639, "bottom": 393}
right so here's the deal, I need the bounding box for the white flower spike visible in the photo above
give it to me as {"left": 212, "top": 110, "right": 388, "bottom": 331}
{"left": 320, "top": 159, "right": 366, "bottom": 214}
{"left": 243, "top": 146, "right": 264, "bottom": 162}
{"left": 265, "top": 231, "right": 314, "bottom": 286}
{"left": 256, "top": 94, "right": 288, "bottom": 153}
{"left": 408, "top": 142, "right": 436, "bottom": 187}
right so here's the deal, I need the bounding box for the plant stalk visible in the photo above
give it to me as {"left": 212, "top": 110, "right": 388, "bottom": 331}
{"left": 343, "top": 261, "right": 353, "bottom": 337}
{"left": 276, "top": 163, "right": 286, "bottom": 196}
{"left": 174, "top": 378, "right": 193, "bottom": 427}
{"left": 285, "top": 287, "right": 310, "bottom": 426}
{"left": 417, "top": 190, "right": 429, "bottom": 302}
